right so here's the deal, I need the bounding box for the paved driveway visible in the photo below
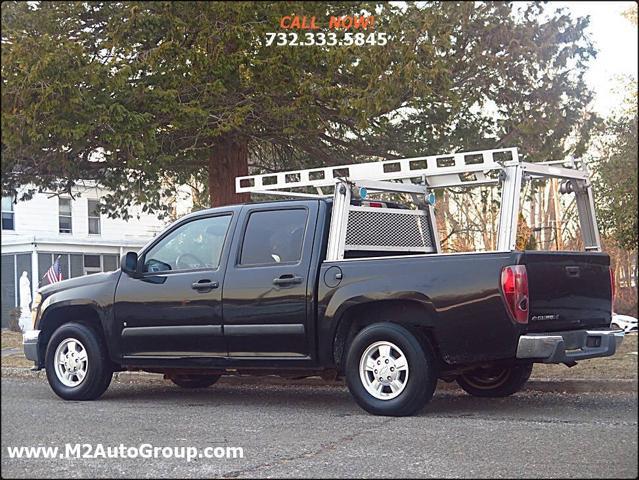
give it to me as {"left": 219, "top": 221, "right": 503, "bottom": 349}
{"left": 1, "top": 377, "right": 637, "bottom": 478}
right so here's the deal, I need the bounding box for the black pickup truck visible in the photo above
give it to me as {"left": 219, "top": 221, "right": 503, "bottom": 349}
{"left": 24, "top": 197, "right": 622, "bottom": 416}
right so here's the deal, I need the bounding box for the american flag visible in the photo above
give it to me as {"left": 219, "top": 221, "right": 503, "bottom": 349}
{"left": 44, "top": 257, "right": 63, "bottom": 284}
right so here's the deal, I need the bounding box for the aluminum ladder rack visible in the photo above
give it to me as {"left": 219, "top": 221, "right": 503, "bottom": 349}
{"left": 235, "top": 147, "right": 600, "bottom": 260}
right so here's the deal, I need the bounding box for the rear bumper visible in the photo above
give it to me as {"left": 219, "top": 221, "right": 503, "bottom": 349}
{"left": 516, "top": 329, "right": 624, "bottom": 363}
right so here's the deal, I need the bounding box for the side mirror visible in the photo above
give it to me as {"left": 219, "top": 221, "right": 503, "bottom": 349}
{"left": 121, "top": 252, "right": 139, "bottom": 275}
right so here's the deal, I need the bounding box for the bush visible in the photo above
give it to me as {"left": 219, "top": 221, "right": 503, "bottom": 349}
{"left": 615, "top": 287, "right": 638, "bottom": 318}
{"left": 8, "top": 308, "right": 22, "bottom": 332}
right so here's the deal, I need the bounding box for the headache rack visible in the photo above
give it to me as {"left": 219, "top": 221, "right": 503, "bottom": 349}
{"left": 236, "top": 147, "right": 600, "bottom": 261}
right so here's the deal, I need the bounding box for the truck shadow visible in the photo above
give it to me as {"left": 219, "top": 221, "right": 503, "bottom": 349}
{"left": 99, "top": 380, "right": 635, "bottom": 418}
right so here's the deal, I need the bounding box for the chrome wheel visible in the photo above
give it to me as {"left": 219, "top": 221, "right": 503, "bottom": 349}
{"left": 359, "top": 340, "right": 409, "bottom": 400}
{"left": 54, "top": 338, "right": 88, "bottom": 387}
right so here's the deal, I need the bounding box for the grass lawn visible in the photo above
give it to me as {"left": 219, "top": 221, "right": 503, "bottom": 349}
{"left": 1, "top": 330, "right": 22, "bottom": 350}
{"left": 2, "top": 329, "right": 637, "bottom": 379}
{"left": 1, "top": 330, "right": 32, "bottom": 368}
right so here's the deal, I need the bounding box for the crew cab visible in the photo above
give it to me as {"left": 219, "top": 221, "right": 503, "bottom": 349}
{"left": 23, "top": 147, "right": 624, "bottom": 416}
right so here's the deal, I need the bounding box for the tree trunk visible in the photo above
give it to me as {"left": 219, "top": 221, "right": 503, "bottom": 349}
{"left": 539, "top": 184, "right": 547, "bottom": 248}
{"left": 529, "top": 185, "right": 536, "bottom": 233}
{"left": 438, "top": 190, "right": 453, "bottom": 252}
{"left": 208, "top": 137, "right": 251, "bottom": 207}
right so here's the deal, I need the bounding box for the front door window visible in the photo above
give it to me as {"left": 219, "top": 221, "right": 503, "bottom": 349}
{"left": 143, "top": 215, "right": 232, "bottom": 273}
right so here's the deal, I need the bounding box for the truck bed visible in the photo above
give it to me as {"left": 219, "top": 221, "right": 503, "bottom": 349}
{"left": 317, "top": 250, "right": 612, "bottom": 368}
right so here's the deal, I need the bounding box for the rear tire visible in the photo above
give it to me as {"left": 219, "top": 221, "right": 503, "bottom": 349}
{"left": 456, "top": 363, "right": 533, "bottom": 397}
{"left": 345, "top": 322, "right": 437, "bottom": 416}
{"left": 45, "top": 322, "right": 113, "bottom": 401}
{"left": 170, "top": 375, "right": 220, "bottom": 389}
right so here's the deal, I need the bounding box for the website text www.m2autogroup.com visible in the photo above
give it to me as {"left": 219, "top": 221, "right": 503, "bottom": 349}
{"left": 5, "top": 443, "right": 244, "bottom": 463}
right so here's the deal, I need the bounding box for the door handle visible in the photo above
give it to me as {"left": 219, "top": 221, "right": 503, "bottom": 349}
{"left": 273, "top": 274, "right": 303, "bottom": 286}
{"left": 191, "top": 280, "right": 219, "bottom": 290}
{"left": 565, "top": 266, "right": 580, "bottom": 278}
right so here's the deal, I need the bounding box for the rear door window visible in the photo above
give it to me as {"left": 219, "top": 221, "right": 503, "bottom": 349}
{"left": 240, "top": 209, "right": 308, "bottom": 266}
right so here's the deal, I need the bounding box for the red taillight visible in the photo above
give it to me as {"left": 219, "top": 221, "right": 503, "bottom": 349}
{"left": 501, "top": 265, "right": 529, "bottom": 324}
{"left": 366, "top": 201, "right": 384, "bottom": 208}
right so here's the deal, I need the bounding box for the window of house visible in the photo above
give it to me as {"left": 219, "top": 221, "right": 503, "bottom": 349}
{"left": 53, "top": 253, "right": 71, "bottom": 280}
{"left": 88, "top": 199, "right": 101, "bottom": 235}
{"left": 1, "top": 254, "right": 15, "bottom": 327}
{"left": 239, "top": 209, "right": 308, "bottom": 266}
{"left": 38, "top": 253, "right": 54, "bottom": 281}
{"left": 83, "top": 255, "right": 101, "bottom": 275}
{"left": 103, "top": 255, "right": 118, "bottom": 272}
{"left": 59, "top": 198, "right": 72, "bottom": 234}
{"left": 70, "top": 254, "right": 84, "bottom": 278}
{"left": 1, "top": 197, "right": 15, "bottom": 230}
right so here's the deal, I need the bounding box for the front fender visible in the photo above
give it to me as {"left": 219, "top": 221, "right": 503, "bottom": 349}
{"left": 35, "top": 272, "right": 120, "bottom": 364}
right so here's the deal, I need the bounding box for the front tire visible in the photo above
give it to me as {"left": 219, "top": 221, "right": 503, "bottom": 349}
{"left": 345, "top": 323, "right": 437, "bottom": 416}
{"left": 170, "top": 375, "right": 220, "bottom": 389}
{"left": 456, "top": 363, "right": 533, "bottom": 397}
{"left": 45, "top": 323, "right": 113, "bottom": 401}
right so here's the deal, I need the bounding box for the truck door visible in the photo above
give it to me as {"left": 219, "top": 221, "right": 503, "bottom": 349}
{"left": 222, "top": 201, "right": 318, "bottom": 358}
{"left": 114, "top": 211, "right": 235, "bottom": 358}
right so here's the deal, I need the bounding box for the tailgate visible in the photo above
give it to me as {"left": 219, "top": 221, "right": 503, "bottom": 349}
{"left": 523, "top": 251, "right": 612, "bottom": 332}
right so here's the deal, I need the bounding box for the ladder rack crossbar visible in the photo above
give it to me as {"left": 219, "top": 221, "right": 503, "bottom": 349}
{"left": 519, "top": 162, "right": 589, "bottom": 181}
{"left": 236, "top": 147, "right": 590, "bottom": 195}
{"left": 236, "top": 147, "right": 518, "bottom": 193}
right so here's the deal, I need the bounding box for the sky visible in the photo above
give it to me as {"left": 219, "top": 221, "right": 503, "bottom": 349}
{"left": 555, "top": 1, "right": 638, "bottom": 116}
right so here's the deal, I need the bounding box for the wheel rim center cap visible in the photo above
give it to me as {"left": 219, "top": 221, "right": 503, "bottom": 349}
{"left": 378, "top": 359, "right": 396, "bottom": 383}
{"left": 64, "top": 354, "right": 80, "bottom": 371}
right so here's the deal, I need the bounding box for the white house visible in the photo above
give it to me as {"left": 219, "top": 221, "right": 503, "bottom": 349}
{"left": 0, "top": 183, "right": 186, "bottom": 327}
